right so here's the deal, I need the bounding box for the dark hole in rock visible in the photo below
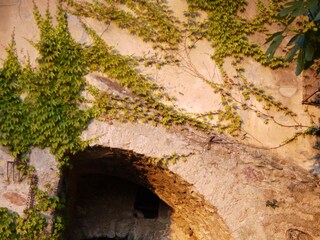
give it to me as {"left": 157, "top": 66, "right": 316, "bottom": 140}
{"left": 64, "top": 148, "right": 172, "bottom": 240}
{"left": 134, "top": 186, "right": 160, "bottom": 219}
{"left": 62, "top": 147, "right": 229, "bottom": 239}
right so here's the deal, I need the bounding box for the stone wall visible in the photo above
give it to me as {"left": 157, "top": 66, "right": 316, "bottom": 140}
{"left": 0, "top": 0, "right": 319, "bottom": 170}
{"left": 78, "top": 119, "right": 320, "bottom": 239}
{"left": 0, "top": 1, "right": 320, "bottom": 239}
{"left": 0, "top": 146, "right": 28, "bottom": 215}
{"left": 1, "top": 117, "right": 320, "bottom": 239}
{"left": 64, "top": 146, "right": 231, "bottom": 240}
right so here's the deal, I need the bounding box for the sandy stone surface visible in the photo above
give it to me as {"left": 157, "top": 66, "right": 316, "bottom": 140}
{"left": 79, "top": 119, "right": 320, "bottom": 239}
{"left": 0, "top": 148, "right": 29, "bottom": 215}
{"left": 2, "top": 191, "right": 26, "bottom": 206}
{"left": 29, "top": 147, "right": 60, "bottom": 195}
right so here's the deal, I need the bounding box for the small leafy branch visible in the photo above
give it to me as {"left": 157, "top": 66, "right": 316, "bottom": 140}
{"left": 0, "top": 4, "right": 91, "bottom": 166}
{"left": 186, "top": 0, "right": 287, "bottom": 68}
{"left": 61, "top": 0, "right": 315, "bottom": 144}
{"left": 0, "top": 167, "right": 64, "bottom": 240}
{"left": 62, "top": 0, "right": 182, "bottom": 51}
{"left": 266, "top": 199, "right": 279, "bottom": 209}
{"left": 0, "top": 4, "right": 88, "bottom": 238}
{"left": 0, "top": 33, "right": 31, "bottom": 157}
{"left": 0, "top": 207, "right": 47, "bottom": 240}
{"left": 152, "top": 152, "right": 195, "bottom": 167}
{"left": 265, "top": 0, "right": 320, "bottom": 75}
{"left": 0, "top": 198, "right": 64, "bottom": 240}
{"left": 264, "top": 0, "right": 320, "bottom": 172}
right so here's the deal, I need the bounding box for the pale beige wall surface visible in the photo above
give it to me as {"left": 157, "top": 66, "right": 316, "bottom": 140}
{"left": 0, "top": 0, "right": 318, "bottom": 171}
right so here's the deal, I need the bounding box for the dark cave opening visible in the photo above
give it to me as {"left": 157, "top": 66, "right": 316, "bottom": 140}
{"left": 134, "top": 186, "right": 160, "bottom": 219}
{"left": 64, "top": 147, "right": 172, "bottom": 240}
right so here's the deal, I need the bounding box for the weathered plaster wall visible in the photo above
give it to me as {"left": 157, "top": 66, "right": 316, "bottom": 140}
{"left": 0, "top": 0, "right": 319, "bottom": 170}
{"left": 0, "top": 147, "right": 59, "bottom": 216}
{"left": 0, "top": 147, "right": 28, "bottom": 215}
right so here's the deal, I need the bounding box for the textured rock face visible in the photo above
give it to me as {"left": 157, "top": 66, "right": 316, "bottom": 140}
{"left": 0, "top": 147, "right": 29, "bottom": 215}
{"left": 0, "top": 120, "right": 320, "bottom": 239}
{"left": 29, "top": 148, "right": 60, "bottom": 195}
{"left": 77, "top": 120, "right": 320, "bottom": 240}
{"left": 2, "top": 192, "right": 26, "bottom": 206}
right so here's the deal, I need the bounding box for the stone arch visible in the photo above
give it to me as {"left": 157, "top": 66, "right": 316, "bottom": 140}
{"left": 2, "top": 119, "right": 320, "bottom": 239}
{"left": 63, "top": 146, "right": 231, "bottom": 239}
{"left": 75, "top": 120, "right": 320, "bottom": 240}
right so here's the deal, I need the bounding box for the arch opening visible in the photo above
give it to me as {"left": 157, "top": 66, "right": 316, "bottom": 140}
{"left": 63, "top": 147, "right": 231, "bottom": 240}
{"left": 66, "top": 174, "right": 171, "bottom": 240}
{"left": 64, "top": 148, "right": 171, "bottom": 240}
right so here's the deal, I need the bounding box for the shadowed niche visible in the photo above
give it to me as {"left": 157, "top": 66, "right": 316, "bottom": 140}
{"left": 63, "top": 147, "right": 172, "bottom": 240}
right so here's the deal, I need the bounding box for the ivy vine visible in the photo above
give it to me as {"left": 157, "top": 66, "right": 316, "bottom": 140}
{"left": 0, "top": 5, "right": 89, "bottom": 238}
{"left": 1, "top": 0, "right": 319, "bottom": 238}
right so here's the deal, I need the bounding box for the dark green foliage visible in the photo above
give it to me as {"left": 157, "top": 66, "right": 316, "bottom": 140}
{"left": 265, "top": 199, "right": 279, "bottom": 209}
{"left": 0, "top": 208, "right": 19, "bottom": 239}
{"left": 15, "top": 209, "right": 47, "bottom": 240}
{"left": 29, "top": 5, "right": 90, "bottom": 163}
{"left": 0, "top": 5, "right": 88, "bottom": 238}
{"left": 186, "top": 0, "right": 286, "bottom": 68}
{"left": 0, "top": 36, "right": 31, "bottom": 157}
{"left": 0, "top": 5, "right": 90, "bottom": 165}
{"left": 265, "top": 0, "right": 320, "bottom": 75}
{"left": 304, "top": 126, "right": 320, "bottom": 136}
{"left": 0, "top": 208, "right": 48, "bottom": 240}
